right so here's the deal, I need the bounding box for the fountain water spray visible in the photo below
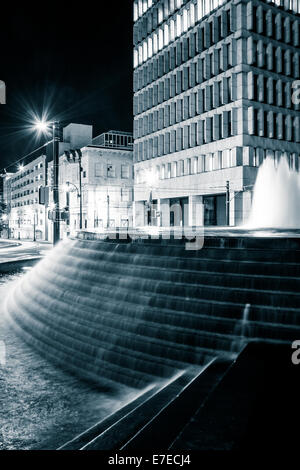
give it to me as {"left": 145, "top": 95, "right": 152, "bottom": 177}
{"left": 247, "top": 156, "right": 300, "bottom": 229}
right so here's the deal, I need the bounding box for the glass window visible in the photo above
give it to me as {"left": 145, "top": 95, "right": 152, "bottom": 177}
{"left": 121, "top": 165, "right": 130, "bottom": 179}
{"left": 107, "top": 164, "right": 116, "bottom": 178}
{"left": 95, "top": 163, "right": 102, "bottom": 177}
{"left": 176, "top": 14, "right": 182, "bottom": 37}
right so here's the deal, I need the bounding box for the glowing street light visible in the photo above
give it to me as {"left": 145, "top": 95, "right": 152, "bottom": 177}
{"left": 33, "top": 118, "right": 60, "bottom": 245}
{"left": 18, "top": 164, "right": 24, "bottom": 171}
{"left": 34, "top": 119, "right": 49, "bottom": 133}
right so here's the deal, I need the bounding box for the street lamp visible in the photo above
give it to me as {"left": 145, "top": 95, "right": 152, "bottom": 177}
{"left": 144, "top": 168, "right": 158, "bottom": 227}
{"left": 64, "top": 181, "right": 83, "bottom": 231}
{"left": 29, "top": 209, "right": 37, "bottom": 242}
{"left": 33, "top": 119, "right": 60, "bottom": 245}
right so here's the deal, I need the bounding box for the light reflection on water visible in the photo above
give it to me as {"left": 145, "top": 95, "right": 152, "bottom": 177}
{"left": 0, "top": 269, "right": 136, "bottom": 450}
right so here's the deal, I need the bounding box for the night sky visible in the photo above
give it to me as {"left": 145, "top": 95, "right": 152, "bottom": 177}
{"left": 0, "top": 1, "right": 133, "bottom": 172}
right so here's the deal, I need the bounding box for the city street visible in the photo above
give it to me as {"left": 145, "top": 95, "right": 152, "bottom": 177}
{"left": 0, "top": 239, "right": 51, "bottom": 265}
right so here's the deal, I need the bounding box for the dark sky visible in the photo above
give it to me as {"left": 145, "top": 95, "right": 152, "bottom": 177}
{"left": 0, "top": 1, "right": 133, "bottom": 172}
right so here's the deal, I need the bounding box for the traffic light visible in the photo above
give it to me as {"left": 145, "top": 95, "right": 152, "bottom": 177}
{"left": 39, "top": 186, "right": 49, "bottom": 205}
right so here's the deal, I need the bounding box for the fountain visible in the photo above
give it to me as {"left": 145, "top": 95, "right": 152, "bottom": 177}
{"left": 2, "top": 153, "right": 300, "bottom": 449}
{"left": 247, "top": 156, "right": 300, "bottom": 229}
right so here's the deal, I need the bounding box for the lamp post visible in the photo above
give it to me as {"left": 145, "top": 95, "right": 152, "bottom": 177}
{"left": 34, "top": 119, "right": 60, "bottom": 245}
{"left": 145, "top": 169, "right": 157, "bottom": 227}
{"left": 64, "top": 149, "right": 83, "bottom": 230}
{"left": 31, "top": 210, "right": 36, "bottom": 242}
{"left": 65, "top": 181, "right": 82, "bottom": 230}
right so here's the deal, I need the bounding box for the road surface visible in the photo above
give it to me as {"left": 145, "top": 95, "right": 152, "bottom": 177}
{"left": 0, "top": 240, "right": 52, "bottom": 264}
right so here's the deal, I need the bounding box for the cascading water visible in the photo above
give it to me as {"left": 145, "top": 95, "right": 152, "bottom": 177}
{"left": 4, "top": 231, "right": 300, "bottom": 395}
{"left": 247, "top": 156, "right": 300, "bottom": 229}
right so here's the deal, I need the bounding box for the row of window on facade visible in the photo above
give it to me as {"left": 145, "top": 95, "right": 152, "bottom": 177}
{"left": 92, "top": 163, "right": 131, "bottom": 179}
{"left": 10, "top": 163, "right": 44, "bottom": 184}
{"left": 134, "top": 11, "right": 233, "bottom": 81}
{"left": 134, "top": 0, "right": 300, "bottom": 68}
{"left": 93, "top": 133, "right": 134, "bottom": 148}
{"left": 134, "top": 1, "right": 232, "bottom": 66}
{"left": 248, "top": 2, "right": 300, "bottom": 42}
{"left": 135, "top": 89, "right": 299, "bottom": 146}
{"left": 134, "top": 110, "right": 300, "bottom": 162}
{"left": 248, "top": 37, "right": 300, "bottom": 79}
{"left": 12, "top": 186, "right": 40, "bottom": 200}
{"left": 134, "top": 39, "right": 299, "bottom": 111}
{"left": 11, "top": 174, "right": 44, "bottom": 191}
{"left": 134, "top": 0, "right": 228, "bottom": 30}
{"left": 134, "top": 44, "right": 236, "bottom": 111}
{"left": 135, "top": 148, "right": 300, "bottom": 184}
{"left": 134, "top": 81, "right": 233, "bottom": 138}
{"left": 134, "top": 0, "right": 300, "bottom": 25}
{"left": 11, "top": 199, "right": 39, "bottom": 207}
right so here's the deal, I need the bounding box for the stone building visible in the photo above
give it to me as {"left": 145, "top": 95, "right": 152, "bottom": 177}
{"left": 133, "top": 0, "right": 300, "bottom": 227}
{"left": 47, "top": 129, "right": 134, "bottom": 241}
{"left": 4, "top": 155, "right": 47, "bottom": 240}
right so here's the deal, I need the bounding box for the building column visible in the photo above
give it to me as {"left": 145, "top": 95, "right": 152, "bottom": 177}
{"left": 160, "top": 198, "right": 170, "bottom": 227}
{"left": 133, "top": 201, "right": 146, "bottom": 227}
{"left": 231, "top": 191, "right": 253, "bottom": 226}
{"left": 188, "top": 195, "right": 204, "bottom": 226}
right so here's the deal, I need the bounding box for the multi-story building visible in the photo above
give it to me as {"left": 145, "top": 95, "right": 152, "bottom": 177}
{"left": 133, "top": 0, "right": 300, "bottom": 227}
{"left": 2, "top": 124, "right": 94, "bottom": 241}
{"left": 47, "top": 129, "right": 134, "bottom": 240}
{"left": 4, "top": 155, "right": 47, "bottom": 240}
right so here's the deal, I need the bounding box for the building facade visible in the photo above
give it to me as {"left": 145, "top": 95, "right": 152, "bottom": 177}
{"left": 133, "top": 0, "right": 300, "bottom": 227}
{"left": 47, "top": 130, "right": 134, "bottom": 241}
{"left": 4, "top": 155, "right": 47, "bottom": 240}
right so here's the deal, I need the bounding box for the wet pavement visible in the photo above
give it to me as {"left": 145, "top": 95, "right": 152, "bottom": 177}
{"left": 0, "top": 270, "right": 136, "bottom": 450}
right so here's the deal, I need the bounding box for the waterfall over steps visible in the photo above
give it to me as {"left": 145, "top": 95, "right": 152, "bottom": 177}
{"left": 4, "top": 233, "right": 300, "bottom": 389}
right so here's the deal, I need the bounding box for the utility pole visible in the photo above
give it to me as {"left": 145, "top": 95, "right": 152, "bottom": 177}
{"left": 65, "top": 149, "right": 83, "bottom": 231}
{"left": 77, "top": 150, "right": 83, "bottom": 230}
{"left": 53, "top": 121, "right": 60, "bottom": 244}
{"left": 226, "top": 180, "right": 230, "bottom": 226}
{"left": 33, "top": 211, "right": 36, "bottom": 242}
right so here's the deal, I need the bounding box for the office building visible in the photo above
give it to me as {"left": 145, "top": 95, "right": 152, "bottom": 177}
{"left": 133, "top": 0, "right": 300, "bottom": 226}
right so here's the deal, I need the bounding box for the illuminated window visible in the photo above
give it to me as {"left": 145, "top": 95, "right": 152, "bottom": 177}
{"left": 148, "top": 37, "right": 153, "bottom": 58}
{"left": 121, "top": 165, "right": 130, "bottom": 179}
{"left": 158, "top": 3, "right": 164, "bottom": 23}
{"left": 197, "top": 0, "right": 203, "bottom": 20}
{"left": 143, "top": 41, "right": 148, "bottom": 61}
{"left": 134, "top": 0, "right": 138, "bottom": 21}
{"left": 138, "top": 0, "right": 143, "bottom": 17}
{"left": 164, "top": 24, "right": 169, "bottom": 46}
{"left": 95, "top": 163, "right": 103, "bottom": 177}
{"left": 176, "top": 14, "right": 182, "bottom": 37}
{"left": 134, "top": 50, "right": 138, "bottom": 68}
{"left": 190, "top": 3, "right": 195, "bottom": 27}
{"left": 183, "top": 9, "right": 188, "bottom": 31}
{"left": 170, "top": 19, "right": 175, "bottom": 41}
{"left": 153, "top": 33, "right": 158, "bottom": 54}
{"left": 158, "top": 29, "right": 164, "bottom": 50}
